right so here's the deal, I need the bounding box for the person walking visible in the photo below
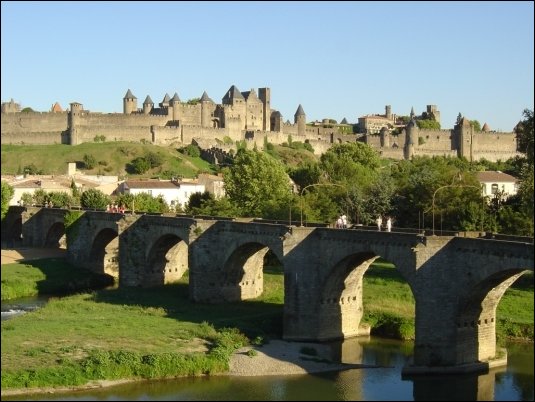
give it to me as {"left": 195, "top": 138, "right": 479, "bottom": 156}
{"left": 386, "top": 217, "right": 392, "bottom": 232}
{"left": 341, "top": 214, "right": 347, "bottom": 229}
{"left": 376, "top": 216, "right": 382, "bottom": 231}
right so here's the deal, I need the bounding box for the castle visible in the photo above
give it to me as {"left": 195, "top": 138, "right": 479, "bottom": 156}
{"left": 0, "top": 85, "right": 521, "bottom": 162}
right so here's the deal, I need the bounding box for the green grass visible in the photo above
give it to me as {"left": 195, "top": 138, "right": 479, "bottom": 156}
{"left": 0, "top": 142, "right": 215, "bottom": 178}
{"left": 1, "top": 259, "right": 114, "bottom": 300}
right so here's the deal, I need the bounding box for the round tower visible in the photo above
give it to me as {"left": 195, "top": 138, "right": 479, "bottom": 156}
{"left": 123, "top": 89, "right": 137, "bottom": 115}
{"left": 68, "top": 102, "right": 83, "bottom": 145}
{"left": 143, "top": 95, "right": 154, "bottom": 115}
{"left": 294, "top": 104, "right": 306, "bottom": 136}
{"left": 404, "top": 118, "right": 418, "bottom": 159}
{"left": 380, "top": 126, "right": 390, "bottom": 148}
{"left": 258, "top": 88, "right": 271, "bottom": 131}
{"left": 170, "top": 92, "right": 181, "bottom": 121}
{"left": 385, "top": 105, "right": 392, "bottom": 120}
{"left": 200, "top": 91, "right": 214, "bottom": 128}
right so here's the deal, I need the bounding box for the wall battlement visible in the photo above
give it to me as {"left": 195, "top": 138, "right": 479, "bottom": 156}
{"left": 1, "top": 87, "right": 520, "bottom": 162}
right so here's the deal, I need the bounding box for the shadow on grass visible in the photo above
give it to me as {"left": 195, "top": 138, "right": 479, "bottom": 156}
{"left": 28, "top": 258, "right": 114, "bottom": 296}
{"left": 91, "top": 281, "right": 284, "bottom": 340}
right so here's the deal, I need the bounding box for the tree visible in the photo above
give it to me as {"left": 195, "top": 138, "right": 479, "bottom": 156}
{"left": 416, "top": 120, "right": 441, "bottom": 130}
{"left": 288, "top": 161, "right": 322, "bottom": 189}
{"left": 83, "top": 154, "right": 97, "bottom": 170}
{"left": 47, "top": 191, "right": 75, "bottom": 208}
{"left": 129, "top": 157, "right": 151, "bottom": 174}
{"left": 470, "top": 120, "right": 481, "bottom": 132}
{"left": 23, "top": 163, "right": 43, "bottom": 175}
{"left": 186, "top": 97, "right": 201, "bottom": 105}
{"left": 20, "top": 192, "right": 33, "bottom": 206}
{"left": 21, "top": 107, "right": 34, "bottom": 113}
{"left": 185, "top": 191, "right": 214, "bottom": 213}
{"left": 1, "top": 181, "right": 14, "bottom": 219}
{"left": 223, "top": 149, "right": 292, "bottom": 217}
{"left": 516, "top": 108, "right": 534, "bottom": 165}
{"left": 145, "top": 151, "right": 163, "bottom": 168}
{"left": 80, "top": 188, "right": 110, "bottom": 210}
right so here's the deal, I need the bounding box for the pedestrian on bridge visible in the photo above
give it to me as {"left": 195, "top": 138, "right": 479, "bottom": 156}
{"left": 376, "top": 216, "right": 382, "bottom": 231}
{"left": 386, "top": 217, "right": 392, "bottom": 232}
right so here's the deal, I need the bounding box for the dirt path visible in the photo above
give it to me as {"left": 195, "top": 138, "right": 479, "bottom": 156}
{"left": 1, "top": 247, "right": 66, "bottom": 265}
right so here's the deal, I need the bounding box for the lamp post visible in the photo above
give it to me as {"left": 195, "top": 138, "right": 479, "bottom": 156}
{"left": 299, "top": 183, "right": 349, "bottom": 227}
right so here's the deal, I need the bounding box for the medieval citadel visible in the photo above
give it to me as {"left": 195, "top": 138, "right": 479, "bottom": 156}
{"left": 0, "top": 85, "right": 521, "bottom": 162}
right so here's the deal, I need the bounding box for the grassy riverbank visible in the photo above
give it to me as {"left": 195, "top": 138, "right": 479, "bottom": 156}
{"left": 1, "top": 258, "right": 533, "bottom": 391}
{"left": 1, "top": 258, "right": 114, "bottom": 300}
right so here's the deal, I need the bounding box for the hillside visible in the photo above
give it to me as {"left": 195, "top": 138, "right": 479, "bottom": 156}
{"left": 1, "top": 142, "right": 215, "bottom": 179}
{"left": 1, "top": 142, "right": 319, "bottom": 179}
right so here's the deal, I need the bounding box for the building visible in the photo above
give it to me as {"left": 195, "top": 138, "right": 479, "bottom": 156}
{"left": 476, "top": 171, "right": 518, "bottom": 200}
{"left": 118, "top": 179, "right": 205, "bottom": 210}
{"left": 1, "top": 87, "right": 521, "bottom": 162}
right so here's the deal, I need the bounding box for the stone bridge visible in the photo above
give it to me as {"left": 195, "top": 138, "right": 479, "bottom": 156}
{"left": 6, "top": 206, "right": 534, "bottom": 374}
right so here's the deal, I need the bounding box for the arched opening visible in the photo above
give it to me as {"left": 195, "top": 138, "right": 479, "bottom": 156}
{"left": 89, "top": 228, "right": 119, "bottom": 278}
{"left": 45, "top": 222, "right": 66, "bottom": 248}
{"left": 146, "top": 234, "right": 188, "bottom": 287}
{"left": 221, "top": 242, "right": 281, "bottom": 302}
{"left": 318, "top": 252, "right": 377, "bottom": 340}
{"left": 456, "top": 269, "right": 531, "bottom": 364}
{"left": 6, "top": 217, "right": 22, "bottom": 248}
{"left": 319, "top": 253, "right": 415, "bottom": 342}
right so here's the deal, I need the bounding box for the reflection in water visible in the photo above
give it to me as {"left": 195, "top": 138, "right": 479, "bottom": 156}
{"left": 2, "top": 338, "right": 532, "bottom": 401}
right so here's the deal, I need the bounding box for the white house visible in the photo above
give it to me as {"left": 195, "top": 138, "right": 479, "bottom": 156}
{"left": 1, "top": 174, "right": 108, "bottom": 206}
{"left": 119, "top": 179, "right": 205, "bottom": 210}
{"left": 476, "top": 171, "right": 518, "bottom": 200}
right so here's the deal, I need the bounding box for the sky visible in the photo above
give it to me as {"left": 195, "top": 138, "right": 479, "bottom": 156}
{"left": 1, "top": 1, "right": 533, "bottom": 131}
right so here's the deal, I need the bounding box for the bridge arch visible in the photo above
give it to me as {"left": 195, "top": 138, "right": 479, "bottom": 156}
{"left": 317, "top": 252, "right": 378, "bottom": 340}
{"left": 455, "top": 269, "right": 528, "bottom": 365}
{"left": 88, "top": 228, "right": 119, "bottom": 278}
{"left": 45, "top": 221, "right": 66, "bottom": 248}
{"left": 219, "top": 241, "right": 280, "bottom": 301}
{"left": 145, "top": 234, "right": 188, "bottom": 287}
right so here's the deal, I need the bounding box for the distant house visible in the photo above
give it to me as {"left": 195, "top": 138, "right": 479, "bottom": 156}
{"left": 196, "top": 173, "right": 226, "bottom": 199}
{"left": 118, "top": 179, "right": 205, "bottom": 210}
{"left": 1, "top": 174, "right": 104, "bottom": 206}
{"left": 476, "top": 171, "right": 518, "bottom": 200}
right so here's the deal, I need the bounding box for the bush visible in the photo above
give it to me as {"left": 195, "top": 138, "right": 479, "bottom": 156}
{"left": 83, "top": 154, "right": 97, "bottom": 170}
{"left": 129, "top": 157, "right": 151, "bottom": 174}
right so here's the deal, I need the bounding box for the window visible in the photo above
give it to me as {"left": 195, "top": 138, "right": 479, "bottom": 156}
{"left": 491, "top": 184, "right": 499, "bottom": 194}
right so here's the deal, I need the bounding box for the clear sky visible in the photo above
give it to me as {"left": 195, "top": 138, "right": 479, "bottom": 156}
{"left": 1, "top": 1, "right": 533, "bottom": 131}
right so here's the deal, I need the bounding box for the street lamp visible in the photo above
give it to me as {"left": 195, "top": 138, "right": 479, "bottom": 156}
{"left": 299, "top": 183, "right": 349, "bottom": 227}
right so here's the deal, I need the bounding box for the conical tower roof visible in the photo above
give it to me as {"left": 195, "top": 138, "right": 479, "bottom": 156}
{"left": 482, "top": 122, "right": 490, "bottom": 132}
{"left": 124, "top": 89, "right": 137, "bottom": 99}
{"left": 294, "top": 104, "right": 305, "bottom": 117}
{"left": 200, "top": 91, "right": 214, "bottom": 103}
{"left": 170, "top": 92, "right": 181, "bottom": 102}
{"left": 161, "top": 93, "right": 170, "bottom": 103}
{"left": 341, "top": 117, "right": 348, "bottom": 124}
{"left": 143, "top": 95, "right": 153, "bottom": 105}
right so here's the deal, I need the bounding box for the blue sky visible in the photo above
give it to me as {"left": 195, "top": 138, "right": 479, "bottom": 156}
{"left": 1, "top": 1, "right": 533, "bottom": 131}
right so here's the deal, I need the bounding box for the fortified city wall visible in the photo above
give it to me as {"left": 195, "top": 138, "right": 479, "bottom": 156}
{"left": 1, "top": 86, "right": 521, "bottom": 162}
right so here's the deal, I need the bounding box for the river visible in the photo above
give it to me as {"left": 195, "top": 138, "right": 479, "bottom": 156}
{"left": 1, "top": 308, "right": 532, "bottom": 402}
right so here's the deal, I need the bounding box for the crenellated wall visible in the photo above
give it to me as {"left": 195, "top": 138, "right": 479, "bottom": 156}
{"left": 1, "top": 112, "right": 69, "bottom": 144}
{"left": 1, "top": 90, "right": 521, "bottom": 162}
